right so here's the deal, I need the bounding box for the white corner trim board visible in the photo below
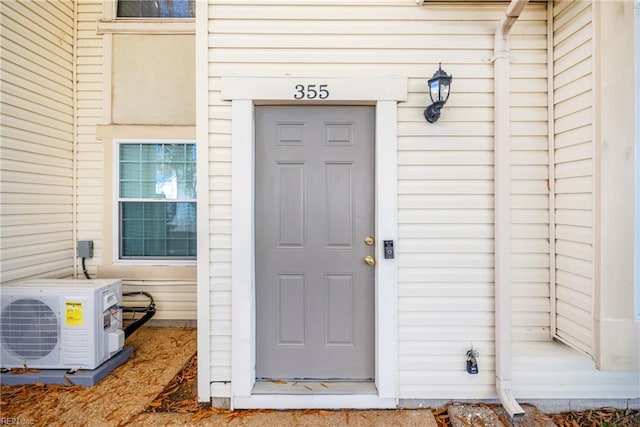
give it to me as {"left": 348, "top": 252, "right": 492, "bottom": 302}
{"left": 226, "top": 76, "right": 406, "bottom": 409}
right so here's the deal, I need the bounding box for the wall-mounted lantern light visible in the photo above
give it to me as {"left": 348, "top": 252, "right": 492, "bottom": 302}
{"left": 424, "top": 64, "right": 452, "bottom": 123}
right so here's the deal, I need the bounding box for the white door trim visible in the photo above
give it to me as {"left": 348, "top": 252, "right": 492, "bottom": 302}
{"left": 227, "top": 76, "right": 405, "bottom": 409}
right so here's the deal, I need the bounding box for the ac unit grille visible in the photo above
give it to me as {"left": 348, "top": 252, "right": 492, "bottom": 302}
{"left": 0, "top": 298, "right": 59, "bottom": 360}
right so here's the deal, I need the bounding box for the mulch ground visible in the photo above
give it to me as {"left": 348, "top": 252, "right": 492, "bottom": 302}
{"left": 149, "top": 353, "right": 639, "bottom": 426}
{"left": 1, "top": 327, "right": 637, "bottom": 426}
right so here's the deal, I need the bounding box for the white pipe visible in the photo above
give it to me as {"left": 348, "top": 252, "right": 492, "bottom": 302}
{"left": 493, "top": 0, "right": 529, "bottom": 419}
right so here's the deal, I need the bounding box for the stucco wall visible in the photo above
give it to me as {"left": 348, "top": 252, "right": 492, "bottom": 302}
{"left": 112, "top": 34, "right": 195, "bottom": 125}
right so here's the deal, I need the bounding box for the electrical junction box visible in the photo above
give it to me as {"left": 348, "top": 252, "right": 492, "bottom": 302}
{"left": 78, "top": 240, "right": 94, "bottom": 258}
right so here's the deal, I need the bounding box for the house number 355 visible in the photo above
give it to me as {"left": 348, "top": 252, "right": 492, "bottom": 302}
{"left": 293, "top": 84, "right": 330, "bottom": 100}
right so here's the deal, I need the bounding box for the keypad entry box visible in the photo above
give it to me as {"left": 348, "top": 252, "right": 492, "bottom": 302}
{"left": 383, "top": 240, "right": 395, "bottom": 259}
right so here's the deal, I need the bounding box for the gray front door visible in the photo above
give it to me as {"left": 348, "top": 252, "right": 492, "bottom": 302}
{"left": 255, "top": 106, "right": 375, "bottom": 380}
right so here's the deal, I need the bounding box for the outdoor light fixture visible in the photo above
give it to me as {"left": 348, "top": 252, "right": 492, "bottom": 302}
{"left": 424, "top": 63, "right": 452, "bottom": 123}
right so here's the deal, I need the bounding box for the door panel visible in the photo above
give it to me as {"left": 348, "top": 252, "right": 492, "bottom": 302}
{"left": 255, "top": 106, "right": 375, "bottom": 380}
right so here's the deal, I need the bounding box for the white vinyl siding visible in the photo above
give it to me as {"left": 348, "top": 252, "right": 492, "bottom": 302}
{"left": 552, "top": 0, "right": 594, "bottom": 357}
{"left": 123, "top": 279, "right": 196, "bottom": 320}
{"left": 0, "top": 0, "right": 76, "bottom": 282}
{"left": 204, "top": 1, "right": 550, "bottom": 399}
{"left": 76, "top": 0, "right": 105, "bottom": 277}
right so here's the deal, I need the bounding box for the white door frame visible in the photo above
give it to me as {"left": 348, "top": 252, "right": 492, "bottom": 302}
{"left": 223, "top": 76, "right": 406, "bottom": 409}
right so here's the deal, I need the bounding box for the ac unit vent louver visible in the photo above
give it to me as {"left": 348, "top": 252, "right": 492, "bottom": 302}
{"left": 1, "top": 297, "right": 59, "bottom": 361}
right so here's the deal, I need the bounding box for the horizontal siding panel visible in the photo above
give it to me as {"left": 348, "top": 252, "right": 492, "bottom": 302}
{"left": 123, "top": 281, "right": 197, "bottom": 320}
{"left": 554, "top": 108, "right": 591, "bottom": 135}
{"left": 400, "top": 326, "right": 494, "bottom": 342}
{"left": 1, "top": 19, "right": 73, "bottom": 72}
{"left": 2, "top": 73, "right": 73, "bottom": 110}
{"left": 556, "top": 285, "right": 591, "bottom": 311}
{"left": 1, "top": 37, "right": 72, "bottom": 85}
{"left": 555, "top": 175, "right": 592, "bottom": 193}
{"left": 555, "top": 224, "right": 592, "bottom": 244}
{"left": 556, "top": 254, "right": 592, "bottom": 278}
{"left": 553, "top": 0, "right": 590, "bottom": 34}
{"left": 554, "top": 72, "right": 591, "bottom": 104}
{"left": 2, "top": 115, "right": 73, "bottom": 143}
{"left": 556, "top": 313, "right": 592, "bottom": 351}
{"left": 4, "top": 0, "right": 74, "bottom": 33}
{"left": 397, "top": 134, "right": 491, "bottom": 148}
{"left": 210, "top": 4, "right": 545, "bottom": 21}
{"left": 1, "top": 143, "right": 73, "bottom": 167}
{"left": 553, "top": 20, "right": 591, "bottom": 60}
{"left": 399, "top": 283, "right": 493, "bottom": 299}
{"left": 512, "top": 238, "right": 549, "bottom": 253}
{"left": 556, "top": 269, "right": 592, "bottom": 296}
{"left": 399, "top": 180, "right": 493, "bottom": 195}
{"left": 555, "top": 90, "right": 591, "bottom": 119}
{"left": 555, "top": 193, "right": 591, "bottom": 210}
{"left": 0, "top": 249, "right": 74, "bottom": 278}
{"left": 399, "top": 194, "right": 493, "bottom": 209}
{"left": 1, "top": 231, "right": 73, "bottom": 249}
{"left": 400, "top": 239, "right": 493, "bottom": 253}
{"left": 555, "top": 158, "right": 592, "bottom": 178}
{"left": 555, "top": 209, "right": 592, "bottom": 227}
{"left": 0, "top": 0, "right": 75, "bottom": 284}
{"left": 211, "top": 19, "right": 540, "bottom": 37}
{"left": 398, "top": 151, "right": 493, "bottom": 165}
{"left": 211, "top": 33, "right": 497, "bottom": 50}
{"left": 2, "top": 103, "right": 73, "bottom": 134}
{"left": 399, "top": 209, "right": 493, "bottom": 224}
{"left": 555, "top": 239, "right": 592, "bottom": 261}
{"left": 399, "top": 224, "right": 493, "bottom": 239}
{"left": 553, "top": 56, "right": 590, "bottom": 92}
{"left": 398, "top": 165, "right": 492, "bottom": 180}
{"left": 210, "top": 49, "right": 504, "bottom": 65}
{"left": 75, "top": 0, "right": 103, "bottom": 288}
{"left": 511, "top": 194, "right": 548, "bottom": 208}
{"left": 400, "top": 253, "right": 491, "bottom": 268}
{"left": 399, "top": 268, "right": 493, "bottom": 283}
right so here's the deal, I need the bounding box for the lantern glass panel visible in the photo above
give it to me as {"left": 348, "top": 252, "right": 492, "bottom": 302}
{"left": 440, "top": 79, "right": 451, "bottom": 102}
{"left": 429, "top": 80, "right": 441, "bottom": 103}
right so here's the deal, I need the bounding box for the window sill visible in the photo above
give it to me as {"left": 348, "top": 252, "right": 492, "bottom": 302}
{"left": 97, "top": 19, "right": 195, "bottom": 35}
{"left": 97, "top": 264, "right": 196, "bottom": 281}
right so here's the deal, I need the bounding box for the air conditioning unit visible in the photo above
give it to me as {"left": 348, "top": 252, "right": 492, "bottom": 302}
{"left": 0, "top": 279, "right": 124, "bottom": 370}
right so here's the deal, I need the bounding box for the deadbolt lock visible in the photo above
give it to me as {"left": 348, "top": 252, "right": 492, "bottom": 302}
{"left": 364, "top": 236, "right": 375, "bottom": 246}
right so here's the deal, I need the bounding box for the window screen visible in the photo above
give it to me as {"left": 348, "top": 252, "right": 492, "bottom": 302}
{"left": 117, "top": 0, "right": 195, "bottom": 18}
{"left": 118, "top": 142, "right": 196, "bottom": 259}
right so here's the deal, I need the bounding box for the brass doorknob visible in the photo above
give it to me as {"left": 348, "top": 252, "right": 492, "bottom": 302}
{"left": 364, "top": 236, "right": 375, "bottom": 246}
{"left": 364, "top": 255, "right": 376, "bottom": 267}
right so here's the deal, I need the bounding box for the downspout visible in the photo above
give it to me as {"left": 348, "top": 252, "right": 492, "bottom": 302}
{"left": 493, "top": 0, "right": 528, "bottom": 419}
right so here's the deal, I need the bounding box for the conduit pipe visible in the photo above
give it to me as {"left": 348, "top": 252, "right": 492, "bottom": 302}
{"left": 493, "top": 0, "right": 528, "bottom": 419}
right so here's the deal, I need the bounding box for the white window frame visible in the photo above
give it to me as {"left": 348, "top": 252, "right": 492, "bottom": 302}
{"left": 113, "top": 138, "right": 197, "bottom": 266}
{"left": 98, "top": 1, "right": 195, "bottom": 35}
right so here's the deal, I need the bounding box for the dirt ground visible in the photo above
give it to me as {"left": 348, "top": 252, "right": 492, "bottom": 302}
{"left": 1, "top": 327, "right": 638, "bottom": 426}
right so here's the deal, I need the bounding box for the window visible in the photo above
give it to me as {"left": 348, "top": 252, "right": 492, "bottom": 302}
{"left": 118, "top": 141, "right": 196, "bottom": 260}
{"left": 117, "top": 0, "right": 195, "bottom": 18}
